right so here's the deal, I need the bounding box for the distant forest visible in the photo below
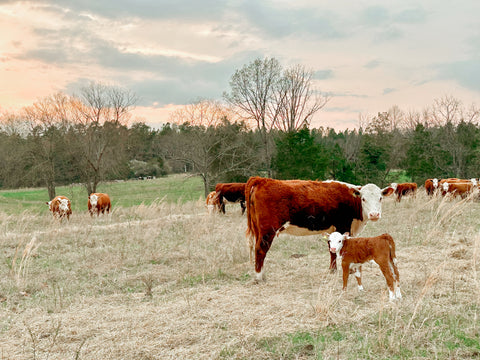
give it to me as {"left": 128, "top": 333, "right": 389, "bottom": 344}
{"left": 1, "top": 58, "right": 480, "bottom": 199}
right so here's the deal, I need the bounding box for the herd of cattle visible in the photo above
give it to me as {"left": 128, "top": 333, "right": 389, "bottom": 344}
{"left": 44, "top": 176, "right": 477, "bottom": 301}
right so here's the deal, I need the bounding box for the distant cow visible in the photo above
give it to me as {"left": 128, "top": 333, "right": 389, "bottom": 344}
{"left": 441, "top": 181, "right": 475, "bottom": 199}
{"left": 205, "top": 191, "right": 220, "bottom": 214}
{"left": 246, "top": 177, "right": 394, "bottom": 280}
{"left": 215, "top": 183, "right": 246, "bottom": 215}
{"left": 46, "top": 196, "right": 72, "bottom": 220}
{"left": 425, "top": 178, "right": 439, "bottom": 196}
{"left": 328, "top": 232, "right": 401, "bottom": 301}
{"left": 390, "top": 182, "right": 417, "bottom": 202}
{"left": 88, "top": 193, "right": 111, "bottom": 216}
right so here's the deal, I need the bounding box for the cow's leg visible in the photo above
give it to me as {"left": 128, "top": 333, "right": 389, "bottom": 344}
{"left": 379, "top": 263, "right": 396, "bottom": 300}
{"left": 352, "top": 265, "right": 364, "bottom": 291}
{"left": 240, "top": 201, "right": 246, "bottom": 215}
{"left": 341, "top": 261, "right": 350, "bottom": 290}
{"left": 220, "top": 201, "right": 226, "bottom": 214}
{"left": 391, "top": 260, "right": 402, "bottom": 299}
{"left": 254, "top": 232, "right": 275, "bottom": 281}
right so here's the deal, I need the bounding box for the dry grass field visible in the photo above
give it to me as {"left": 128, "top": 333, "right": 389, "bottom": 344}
{"left": 1, "top": 181, "right": 479, "bottom": 359}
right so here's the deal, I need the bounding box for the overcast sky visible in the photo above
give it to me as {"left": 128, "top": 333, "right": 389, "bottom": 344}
{"left": 0, "top": 0, "right": 479, "bottom": 130}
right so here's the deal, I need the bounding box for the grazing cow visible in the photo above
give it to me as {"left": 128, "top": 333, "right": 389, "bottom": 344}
{"left": 425, "top": 178, "right": 439, "bottom": 196}
{"left": 215, "top": 182, "right": 246, "bottom": 215}
{"left": 88, "top": 193, "right": 111, "bottom": 216}
{"left": 441, "top": 181, "right": 475, "bottom": 199}
{"left": 46, "top": 196, "right": 72, "bottom": 220}
{"left": 245, "top": 177, "right": 394, "bottom": 280}
{"left": 205, "top": 191, "right": 220, "bottom": 214}
{"left": 390, "top": 182, "right": 417, "bottom": 202}
{"left": 328, "top": 232, "right": 401, "bottom": 300}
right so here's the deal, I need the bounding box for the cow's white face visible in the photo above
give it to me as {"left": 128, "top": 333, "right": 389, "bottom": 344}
{"left": 328, "top": 232, "right": 348, "bottom": 253}
{"left": 442, "top": 182, "right": 449, "bottom": 192}
{"left": 89, "top": 194, "right": 98, "bottom": 207}
{"left": 59, "top": 199, "right": 69, "bottom": 212}
{"left": 433, "top": 178, "right": 438, "bottom": 188}
{"left": 355, "top": 183, "right": 394, "bottom": 221}
{"left": 471, "top": 178, "right": 477, "bottom": 186}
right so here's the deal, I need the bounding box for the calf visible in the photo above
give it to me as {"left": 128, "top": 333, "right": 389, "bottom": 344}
{"left": 88, "top": 193, "right": 111, "bottom": 216}
{"left": 390, "top": 182, "right": 417, "bottom": 202}
{"left": 328, "top": 232, "right": 401, "bottom": 301}
{"left": 205, "top": 191, "right": 220, "bottom": 214}
{"left": 215, "top": 182, "right": 246, "bottom": 215}
{"left": 46, "top": 196, "right": 72, "bottom": 220}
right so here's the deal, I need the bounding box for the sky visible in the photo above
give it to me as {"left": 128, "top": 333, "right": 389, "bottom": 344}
{"left": 0, "top": 0, "right": 479, "bottom": 130}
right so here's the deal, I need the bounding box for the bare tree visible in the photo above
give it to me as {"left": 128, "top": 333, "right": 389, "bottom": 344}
{"left": 224, "top": 57, "right": 282, "bottom": 175}
{"left": 73, "top": 82, "right": 137, "bottom": 194}
{"left": 274, "top": 64, "right": 329, "bottom": 132}
{"left": 22, "top": 93, "right": 75, "bottom": 199}
{"left": 169, "top": 98, "right": 237, "bottom": 127}
{"left": 167, "top": 101, "right": 258, "bottom": 196}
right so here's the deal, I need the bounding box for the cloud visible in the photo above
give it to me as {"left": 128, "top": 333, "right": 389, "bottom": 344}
{"left": 435, "top": 59, "right": 480, "bottom": 92}
{"left": 383, "top": 88, "right": 396, "bottom": 95}
{"left": 364, "top": 60, "right": 380, "bottom": 69}
{"left": 314, "top": 69, "right": 333, "bottom": 80}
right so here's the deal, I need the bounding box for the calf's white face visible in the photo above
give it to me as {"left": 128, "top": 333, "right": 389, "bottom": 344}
{"left": 89, "top": 194, "right": 98, "bottom": 207}
{"left": 59, "top": 199, "right": 69, "bottom": 212}
{"left": 356, "top": 183, "right": 393, "bottom": 221}
{"left": 433, "top": 178, "right": 438, "bottom": 188}
{"left": 328, "top": 232, "right": 348, "bottom": 253}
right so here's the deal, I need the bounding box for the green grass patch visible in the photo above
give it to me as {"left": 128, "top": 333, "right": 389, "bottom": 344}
{"left": 0, "top": 174, "right": 204, "bottom": 214}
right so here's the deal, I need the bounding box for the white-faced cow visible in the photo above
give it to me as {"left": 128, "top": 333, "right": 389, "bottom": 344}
{"left": 215, "top": 183, "right": 246, "bottom": 215}
{"left": 46, "top": 195, "right": 72, "bottom": 220}
{"left": 425, "top": 178, "right": 439, "bottom": 196}
{"left": 246, "top": 177, "right": 394, "bottom": 281}
{"left": 88, "top": 193, "right": 111, "bottom": 216}
{"left": 328, "top": 231, "right": 401, "bottom": 300}
{"left": 441, "top": 181, "right": 475, "bottom": 199}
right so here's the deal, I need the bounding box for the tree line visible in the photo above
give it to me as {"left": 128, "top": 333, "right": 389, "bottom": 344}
{"left": 1, "top": 58, "right": 480, "bottom": 199}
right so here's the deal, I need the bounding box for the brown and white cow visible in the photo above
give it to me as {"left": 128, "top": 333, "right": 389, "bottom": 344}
{"left": 88, "top": 193, "right": 111, "bottom": 216}
{"left": 46, "top": 196, "right": 72, "bottom": 220}
{"left": 390, "top": 182, "right": 417, "bottom": 202}
{"left": 328, "top": 232, "right": 401, "bottom": 300}
{"left": 425, "top": 178, "right": 439, "bottom": 196}
{"left": 246, "top": 177, "right": 394, "bottom": 280}
{"left": 205, "top": 191, "right": 221, "bottom": 214}
{"left": 441, "top": 181, "right": 475, "bottom": 199}
{"left": 215, "top": 182, "right": 246, "bottom": 215}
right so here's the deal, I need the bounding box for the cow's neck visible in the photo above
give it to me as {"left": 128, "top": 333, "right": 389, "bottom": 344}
{"left": 350, "top": 219, "right": 367, "bottom": 236}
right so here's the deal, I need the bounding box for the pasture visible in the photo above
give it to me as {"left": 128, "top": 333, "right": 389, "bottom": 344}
{"left": 0, "top": 176, "right": 479, "bottom": 359}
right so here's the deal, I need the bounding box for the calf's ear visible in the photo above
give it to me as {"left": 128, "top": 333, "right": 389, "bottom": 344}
{"left": 343, "top": 232, "right": 349, "bottom": 237}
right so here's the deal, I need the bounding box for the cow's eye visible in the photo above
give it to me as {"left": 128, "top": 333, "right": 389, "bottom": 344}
{"left": 362, "top": 198, "right": 365, "bottom": 202}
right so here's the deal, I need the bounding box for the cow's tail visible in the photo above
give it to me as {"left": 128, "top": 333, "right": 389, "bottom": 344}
{"left": 245, "top": 178, "right": 257, "bottom": 263}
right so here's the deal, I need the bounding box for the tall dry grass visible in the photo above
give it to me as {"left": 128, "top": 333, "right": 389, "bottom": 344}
{"left": 0, "top": 192, "right": 479, "bottom": 359}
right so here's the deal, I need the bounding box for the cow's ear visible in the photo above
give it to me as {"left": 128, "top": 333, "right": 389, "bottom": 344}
{"left": 352, "top": 187, "right": 361, "bottom": 197}
{"left": 46, "top": 201, "right": 49, "bottom": 205}
{"left": 343, "top": 232, "right": 349, "bottom": 238}
{"left": 382, "top": 186, "right": 395, "bottom": 196}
